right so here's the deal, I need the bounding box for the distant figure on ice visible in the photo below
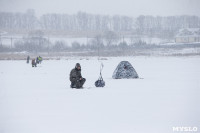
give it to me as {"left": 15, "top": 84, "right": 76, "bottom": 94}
{"left": 27, "top": 55, "right": 30, "bottom": 63}
{"left": 32, "top": 59, "right": 37, "bottom": 67}
{"left": 36, "top": 57, "right": 39, "bottom": 64}
{"left": 38, "top": 56, "right": 42, "bottom": 64}
{"left": 70, "top": 63, "right": 86, "bottom": 88}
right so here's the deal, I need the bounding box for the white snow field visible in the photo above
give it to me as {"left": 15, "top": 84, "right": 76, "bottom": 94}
{"left": 0, "top": 57, "right": 200, "bottom": 133}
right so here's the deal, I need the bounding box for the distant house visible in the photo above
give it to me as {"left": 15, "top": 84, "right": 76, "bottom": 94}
{"left": 175, "top": 28, "right": 200, "bottom": 43}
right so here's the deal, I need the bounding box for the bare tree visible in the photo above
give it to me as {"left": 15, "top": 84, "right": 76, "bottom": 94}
{"left": 103, "top": 31, "right": 119, "bottom": 46}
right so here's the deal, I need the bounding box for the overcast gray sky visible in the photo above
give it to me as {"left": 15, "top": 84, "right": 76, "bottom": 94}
{"left": 0, "top": 0, "right": 200, "bottom": 17}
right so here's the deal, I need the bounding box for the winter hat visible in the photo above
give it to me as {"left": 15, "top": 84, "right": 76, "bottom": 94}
{"left": 75, "top": 63, "right": 81, "bottom": 68}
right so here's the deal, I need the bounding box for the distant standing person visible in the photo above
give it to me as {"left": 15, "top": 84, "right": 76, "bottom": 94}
{"left": 27, "top": 55, "right": 30, "bottom": 63}
{"left": 36, "top": 57, "right": 39, "bottom": 64}
{"left": 32, "top": 59, "right": 37, "bottom": 67}
{"left": 70, "top": 63, "right": 86, "bottom": 88}
{"left": 38, "top": 56, "right": 42, "bottom": 64}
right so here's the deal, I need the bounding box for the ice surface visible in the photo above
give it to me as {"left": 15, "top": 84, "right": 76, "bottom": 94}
{"left": 0, "top": 57, "right": 200, "bottom": 133}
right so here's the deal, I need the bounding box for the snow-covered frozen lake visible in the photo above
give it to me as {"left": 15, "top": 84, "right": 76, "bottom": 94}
{"left": 0, "top": 57, "right": 199, "bottom": 133}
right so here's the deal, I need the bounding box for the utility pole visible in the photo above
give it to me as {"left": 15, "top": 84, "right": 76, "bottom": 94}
{"left": 97, "top": 35, "right": 100, "bottom": 60}
{"left": 0, "top": 34, "right": 2, "bottom": 47}
{"left": 98, "top": 42, "right": 99, "bottom": 60}
{"left": 86, "top": 35, "right": 88, "bottom": 45}
{"left": 11, "top": 37, "right": 13, "bottom": 49}
{"left": 48, "top": 35, "right": 50, "bottom": 55}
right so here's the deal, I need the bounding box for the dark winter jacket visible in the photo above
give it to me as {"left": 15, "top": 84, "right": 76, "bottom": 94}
{"left": 70, "top": 68, "right": 82, "bottom": 82}
{"left": 32, "top": 59, "right": 35, "bottom": 65}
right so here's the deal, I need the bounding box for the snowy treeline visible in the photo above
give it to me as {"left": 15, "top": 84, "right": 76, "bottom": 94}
{"left": 0, "top": 10, "right": 200, "bottom": 38}
{"left": 1, "top": 29, "right": 200, "bottom": 56}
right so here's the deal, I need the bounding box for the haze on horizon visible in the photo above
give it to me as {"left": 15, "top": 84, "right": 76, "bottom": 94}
{"left": 0, "top": 0, "right": 200, "bottom": 17}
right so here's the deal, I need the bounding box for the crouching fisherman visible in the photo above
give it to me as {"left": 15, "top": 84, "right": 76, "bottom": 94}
{"left": 70, "top": 63, "right": 86, "bottom": 88}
